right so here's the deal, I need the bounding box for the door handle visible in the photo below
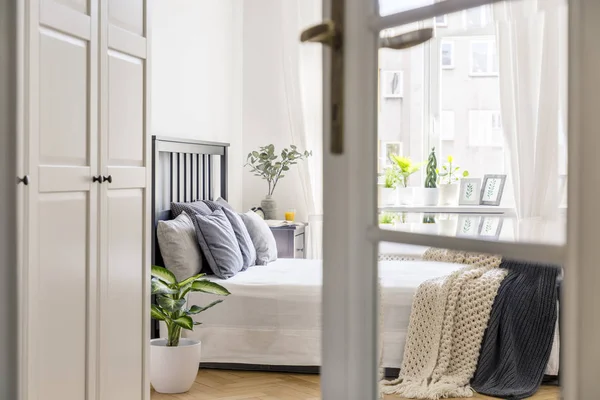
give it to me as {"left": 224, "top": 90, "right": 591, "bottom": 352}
{"left": 301, "top": 13, "right": 344, "bottom": 155}
{"left": 17, "top": 175, "right": 29, "bottom": 185}
{"left": 103, "top": 175, "right": 112, "bottom": 183}
{"left": 380, "top": 28, "right": 433, "bottom": 50}
{"left": 93, "top": 175, "right": 104, "bottom": 183}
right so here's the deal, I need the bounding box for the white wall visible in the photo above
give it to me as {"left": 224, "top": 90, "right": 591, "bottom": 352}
{"left": 0, "top": 0, "right": 17, "bottom": 397}
{"left": 242, "top": 0, "right": 309, "bottom": 221}
{"left": 151, "top": 0, "right": 244, "bottom": 210}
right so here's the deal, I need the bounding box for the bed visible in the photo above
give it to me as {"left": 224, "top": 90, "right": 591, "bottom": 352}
{"left": 151, "top": 136, "right": 560, "bottom": 376}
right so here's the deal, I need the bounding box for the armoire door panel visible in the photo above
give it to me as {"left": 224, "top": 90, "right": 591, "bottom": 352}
{"left": 36, "top": 192, "right": 90, "bottom": 400}
{"left": 106, "top": 166, "right": 146, "bottom": 189}
{"left": 108, "top": 0, "right": 144, "bottom": 37}
{"left": 39, "top": 27, "right": 89, "bottom": 167}
{"left": 40, "top": 0, "right": 91, "bottom": 41}
{"left": 52, "top": 0, "right": 88, "bottom": 14}
{"left": 108, "top": 24, "right": 147, "bottom": 59}
{"left": 101, "top": 189, "right": 145, "bottom": 400}
{"left": 38, "top": 166, "right": 92, "bottom": 192}
{"left": 108, "top": 50, "right": 144, "bottom": 167}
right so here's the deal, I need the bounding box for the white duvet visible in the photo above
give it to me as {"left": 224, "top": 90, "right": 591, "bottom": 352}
{"left": 177, "top": 258, "right": 559, "bottom": 375}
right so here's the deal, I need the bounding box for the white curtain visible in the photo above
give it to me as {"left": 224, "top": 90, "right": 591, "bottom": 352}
{"left": 494, "top": 0, "right": 567, "bottom": 220}
{"left": 280, "top": 0, "right": 323, "bottom": 258}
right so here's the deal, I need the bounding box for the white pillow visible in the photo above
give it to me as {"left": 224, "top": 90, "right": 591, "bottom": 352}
{"left": 239, "top": 211, "right": 278, "bottom": 265}
{"left": 157, "top": 211, "right": 203, "bottom": 281}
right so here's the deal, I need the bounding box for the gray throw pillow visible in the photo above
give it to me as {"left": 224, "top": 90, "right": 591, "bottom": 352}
{"left": 221, "top": 207, "right": 256, "bottom": 270}
{"left": 202, "top": 200, "right": 222, "bottom": 212}
{"left": 192, "top": 210, "right": 244, "bottom": 279}
{"left": 156, "top": 211, "right": 203, "bottom": 281}
{"left": 171, "top": 201, "right": 211, "bottom": 218}
{"left": 215, "top": 197, "right": 234, "bottom": 210}
{"left": 239, "top": 211, "right": 278, "bottom": 265}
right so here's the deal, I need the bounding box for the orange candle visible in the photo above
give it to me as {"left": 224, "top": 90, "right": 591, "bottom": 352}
{"left": 285, "top": 209, "right": 296, "bottom": 222}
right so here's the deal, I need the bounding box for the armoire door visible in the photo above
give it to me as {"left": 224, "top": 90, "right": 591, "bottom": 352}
{"left": 22, "top": 0, "right": 99, "bottom": 399}
{"left": 98, "top": 1, "right": 150, "bottom": 400}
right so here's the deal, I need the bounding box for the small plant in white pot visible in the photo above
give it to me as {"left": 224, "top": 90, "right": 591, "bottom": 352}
{"left": 436, "top": 155, "right": 469, "bottom": 205}
{"left": 391, "top": 155, "right": 422, "bottom": 205}
{"left": 381, "top": 167, "right": 398, "bottom": 206}
{"left": 422, "top": 147, "right": 439, "bottom": 206}
{"left": 150, "top": 266, "right": 230, "bottom": 394}
{"left": 379, "top": 212, "right": 397, "bottom": 226}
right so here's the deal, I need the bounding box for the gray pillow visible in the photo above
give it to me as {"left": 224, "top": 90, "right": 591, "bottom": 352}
{"left": 171, "top": 201, "right": 211, "bottom": 218}
{"left": 202, "top": 200, "right": 223, "bottom": 212}
{"left": 222, "top": 207, "right": 256, "bottom": 270}
{"left": 239, "top": 211, "right": 278, "bottom": 265}
{"left": 192, "top": 210, "right": 243, "bottom": 279}
{"left": 156, "top": 211, "right": 203, "bottom": 281}
{"left": 215, "top": 197, "right": 234, "bottom": 210}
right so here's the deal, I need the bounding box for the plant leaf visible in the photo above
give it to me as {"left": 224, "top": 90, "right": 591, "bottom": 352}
{"left": 157, "top": 295, "right": 186, "bottom": 313}
{"left": 152, "top": 278, "right": 179, "bottom": 295}
{"left": 194, "top": 322, "right": 203, "bottom": 326}
{"left": 191, "top": 280, "right": 231, "bottom": 296}
{"left": 187, "top": 299, "right": 223, "bottom": 315}
{"left": 172, "top": 316, "right": 194, "bottom": 330}
{"left": 151, "top": 265, "right": 177, "bottom": 285}
{"left": 177, "top": 273, "right": 207, "bottom": 289}
{"left": 151, "top": 304, "right": 167, "bottom": 321}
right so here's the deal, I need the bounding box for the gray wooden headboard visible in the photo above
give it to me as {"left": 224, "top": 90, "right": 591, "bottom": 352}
{"left": 151, "top": 135, "right": 229, "bottom": 337}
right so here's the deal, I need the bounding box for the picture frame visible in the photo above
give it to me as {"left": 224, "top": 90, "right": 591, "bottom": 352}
{"left": 456, "top": 215, "right": 481, "bottom": 237}
{"left": 480, "top": 174, "right": 507, "bottom": 206}
{"left": 458, "top": 178, "right": 482, "bottom": 205}
{"left": 378, "top": 140, "right": 403, "bottom": 172}
{"left": 478, "top": 216, "right": 504, "bottom": 240}
{"left": 381, "top": 70, "right": 404, "bottom": 98}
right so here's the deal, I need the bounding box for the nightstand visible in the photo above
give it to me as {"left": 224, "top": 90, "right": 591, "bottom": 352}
{"left": 269, "top": 223, "right": 306, "bottom": 259}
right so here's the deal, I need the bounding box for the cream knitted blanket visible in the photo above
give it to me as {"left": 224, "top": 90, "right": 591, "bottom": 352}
{"left": 381, "top": 249, "right": 507, "bottom": 399}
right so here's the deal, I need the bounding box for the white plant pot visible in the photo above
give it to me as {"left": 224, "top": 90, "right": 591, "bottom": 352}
{"left": 396, "top": 187, "right": 414, "bottom": 206}
{"left": 151, "top": 338, "right": 202, "bottom": 394}
{"left": 438, "top": 183, "right": 459, "bottom": 206}
{"left": 381, "top": 187, "right": 396, "bottom": 206}
{"left": 438, "top": 218, "right": 458, "bottom": 236}
{"left": 422, "top": 188, "right": 439, "bottom": 206}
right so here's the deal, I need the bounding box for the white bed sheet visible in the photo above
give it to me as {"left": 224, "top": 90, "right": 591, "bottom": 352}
{"left": 180, "top": 258, "right": 559, "bottom": 374}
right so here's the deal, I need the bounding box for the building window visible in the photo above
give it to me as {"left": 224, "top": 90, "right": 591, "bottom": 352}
{"left": 464, "top": 5, "right": 492, "bottom": 28}
{"left": 470, "top": 39, "right": 498, "bottom": 76}
{"left": 441, "top": 41, "right": 454, "bottom": 69}
{"left": 435, "top": 15, "right": 447, "bottom": 27}
{"left": 469, "top": 110, "right": 503, "bottom": 147}
{"left": 441, "top": 111, "right": 455, "bottom": 140}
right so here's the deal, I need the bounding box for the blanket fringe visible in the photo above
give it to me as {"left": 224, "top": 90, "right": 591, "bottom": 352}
{"left": 380, "top": 378, "right": 474, "bottom": 399}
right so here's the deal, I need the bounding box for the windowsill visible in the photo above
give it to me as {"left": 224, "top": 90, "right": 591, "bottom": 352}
{"left": 441, "top": 65, "right": 455, "bottom": 70}
{"left": 469, "top": 72, "right": 499, "bottom": 77}
{"left": 379, "top": 205, "right": 513, "bottom": 215}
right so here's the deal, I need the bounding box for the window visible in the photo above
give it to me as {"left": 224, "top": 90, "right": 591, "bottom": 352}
{"left": 468, "top": 110, "right": 503, "bottom": 147}
{"left": 440, "top": 111, "right": 455, "bottom": 140}
{"left": 464, "top": 5, "right": 492, "bottom": 28}
{"left": 441, "top": 41, "right": 454, "bottom": 69}
{"left": 435, "top": 15, "right": 447, "bottom": 27}
{"left": 470, "top": 39, "right": 498, "bottom": 76}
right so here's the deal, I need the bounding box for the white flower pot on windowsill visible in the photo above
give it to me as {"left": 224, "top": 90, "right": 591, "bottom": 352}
{"left": 396, "top": 187, "right": 414, "bottom": 205}
{"left": 422, "top": 188, "right": 439, "bottom": 206}
{"left": 381, "top": 187, "right": 396, "bottom": 206}
{"left": 150, "top": 338, "right": 202, "bottom": 394}
{"left": 438, "top": 183, "right": 459, "bottom": 205}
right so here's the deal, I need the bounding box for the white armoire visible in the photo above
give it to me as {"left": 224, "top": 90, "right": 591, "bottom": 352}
{"left": 17, "top": 0, "right": 150, "bottom": 399}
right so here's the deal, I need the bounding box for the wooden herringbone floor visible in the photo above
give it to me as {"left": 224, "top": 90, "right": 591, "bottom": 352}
{"left": 150, "top": 369, "right": 560, "bottom": 400}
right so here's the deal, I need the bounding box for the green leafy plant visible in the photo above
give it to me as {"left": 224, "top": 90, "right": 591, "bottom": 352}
{"left": 379, "top": 212, "right": 396, "bottom": 224}
{"left": 424, "top": 147, "right": 437, "bottom": 188}
{"left": 423, "top": 215, "right": 436, "bottom": 224}
{"left": 245, "top": 144, "right": 312, "bottom": 196}
{"left": 436, "top": 155, "right": 469, "bottom": 185}
{"left": 390, "top": 155, "right": 423, "bottom": 188}
{"left": 383, "top": 167, "right": 399, "bottom": 189}
{"left": 151, "top": 266, "right": 230, "bottom": 347}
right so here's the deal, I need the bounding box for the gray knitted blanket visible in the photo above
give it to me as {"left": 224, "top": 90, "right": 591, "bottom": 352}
{"left": 471, "top": 259, "right": 561, "bottom": 399}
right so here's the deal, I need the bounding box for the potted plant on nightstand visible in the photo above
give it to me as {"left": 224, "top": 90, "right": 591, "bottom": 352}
{"left": 245, "top": 144, "right": 312, "bottom": 219}
{"left": 391, "top": 155, "right": 422, "bottom": 205}
{"left": 423, "top": 147, "right": 439, "bottom": 206}
{"left": 437, "top": 155, "right": 469, "bottom": 205}
{"left": 150, "top": 266, "right": 230, "bottom": 394}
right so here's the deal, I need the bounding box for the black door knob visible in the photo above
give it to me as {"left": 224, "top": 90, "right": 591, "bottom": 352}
{"left": 103, "top": 175, "right": 112, "bottom": 183}
{"left": 17, "top": 175, "right": 29, "bottom": 185}
{"left": 93, "top": 175, "right": 104, "bottom": 183}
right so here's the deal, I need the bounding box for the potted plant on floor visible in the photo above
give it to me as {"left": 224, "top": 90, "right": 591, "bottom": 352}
{"left": 391, "top": 155, "right": 422, "bottom": 205}
{"left": 422, "top": 147, "right": 439, "bottom": 206}
{"left": 150, "top": 266, "right": 230, "bottom": 394}
{"left": 245, "top": 144, "right": 312, "bottom": 219}
{"left": 436, "top": 155, "right": 469, "bottom": 205}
